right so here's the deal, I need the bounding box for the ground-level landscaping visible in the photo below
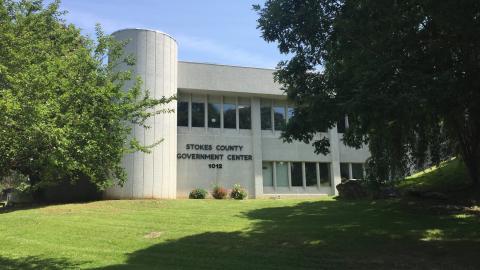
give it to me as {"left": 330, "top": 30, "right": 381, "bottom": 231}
{"left": 0, "top": 197, "right": 479, "bottom": 270}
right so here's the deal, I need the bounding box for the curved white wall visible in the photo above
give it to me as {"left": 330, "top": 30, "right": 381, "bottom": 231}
{"left": 106, "top": 29, "right": 178, "bottom": 199}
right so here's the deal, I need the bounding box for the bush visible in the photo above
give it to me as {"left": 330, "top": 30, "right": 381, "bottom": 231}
{"left": 230, "top": 184, "right": 248, "bottom": 200}
{"left": 212, "top": 185, "right": 228, "bottom": 199}
{"left": 189, "top": 188, "right": 208, "bottom": 199}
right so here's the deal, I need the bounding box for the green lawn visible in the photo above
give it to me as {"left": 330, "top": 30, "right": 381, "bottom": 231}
{"left": 0, "top": 198, "right": 479, "bottom": 270}
{"left": 399, "top": 158, "right": 471, "bottom": 193}
{"left": 398, "top": 158, "right": 480, "bottom": 202}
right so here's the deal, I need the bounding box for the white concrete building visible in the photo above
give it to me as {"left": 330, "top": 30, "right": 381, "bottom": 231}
{"left": 105, "top": 28, "right": 370, "bottom": 199}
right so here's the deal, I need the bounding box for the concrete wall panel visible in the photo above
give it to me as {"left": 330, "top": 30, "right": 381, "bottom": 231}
{"left": 106, "top": 29, "right": 178, "bottom": 199}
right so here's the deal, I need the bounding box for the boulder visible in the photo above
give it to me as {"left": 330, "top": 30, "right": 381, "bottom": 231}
{"left": 336, "top": 180, "right": 367, "bottom": 199}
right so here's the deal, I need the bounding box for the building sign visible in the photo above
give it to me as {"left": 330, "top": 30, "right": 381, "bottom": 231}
{"left": 177, "top": 144, "right": 252, "bottom": 168}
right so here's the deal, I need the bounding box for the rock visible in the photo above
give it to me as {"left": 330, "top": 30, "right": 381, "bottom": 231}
{"left": 336, "top": 180, "right": 367, "bottom": 199}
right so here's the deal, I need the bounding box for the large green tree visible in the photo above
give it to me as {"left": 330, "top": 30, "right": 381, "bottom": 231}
{"left": 255, "top": 0, "right": 480, "bottom": 186}
{"left": 0, "top": 0, "right": 172, "bottom": 192}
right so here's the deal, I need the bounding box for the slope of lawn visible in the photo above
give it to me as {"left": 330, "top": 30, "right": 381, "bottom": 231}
{"left": 399, "top": 158, "right": 470, "bottom": 192}
{"left": 0, "top": 198, "right": 479, "bottom": 270}
{"left": 398, "top": 158, "right": 479, "bottom": 202}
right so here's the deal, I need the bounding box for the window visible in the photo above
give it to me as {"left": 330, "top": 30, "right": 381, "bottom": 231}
{"left": 340, "top": 163, "right": 350, "bottom": 180}
{"left": 208, "top": 96, "right": 221, "bottom": 128}
{"left": 291, "top": 162, "right": 303, "bottom": 187}
{"left": 191, "top": 95, "right": 205, "bottom": 128}
{"left": 261, "top": 99, "right": 272, "bottom": 130}
{"left": 238, "top": 98, "right": 251, "bottom": 129}
{"left": 287, "top": 106, "right": 295, "bottom": 122}
{"left": 352, "top": 163, "right": 364, "bottom": 179}
{"left": 262, "top": 162, "right": 273, "bottom": 187}
{"left": 263, "top": 161, "right": 332, "bottom": 190}
{"left": 177, "top": 96, "right": 188, "bottom": 127}
{"left": 319, "top": 163, "right": 331, "bottom": 186}
{"left": 273, "top": 103, "right": 286, "bottom": 131}
{"left": 275, "top": 162, "right": 289, "bottom": 187}
{"left": 305, "top": 162, "right": 317, "bottom": 187}
{"left": 223, "top": 97, "right": 236, "bottom": 129}
{"left": 337, "top": 115, "right": 347, "bottom": 133}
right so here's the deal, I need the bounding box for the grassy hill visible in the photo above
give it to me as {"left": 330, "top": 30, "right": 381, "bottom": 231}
{"left": 0, "top": 198, "right": 479, "bottom": 269}
{"left": 398, "top": 158, "right": 479, "bottom": 203}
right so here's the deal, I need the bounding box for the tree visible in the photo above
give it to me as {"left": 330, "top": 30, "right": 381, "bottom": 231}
{"left": 254, "top": 0, "right": 480, "bottom": 186}
{"left": 0, "top": 0, "right": 172, "bottom": 194}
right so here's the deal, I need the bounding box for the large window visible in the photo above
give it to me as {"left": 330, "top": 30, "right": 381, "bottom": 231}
{"left": 177, "top": 94, "right": 251, "bottom": 130}
{"left": 287, "top": 106, "right": 295, "bottom": 122}
{"left": 223, "top": 97, "right": 236, "bottom": 129}
{"left": 261, "top": 99, "right": 272, "bottom": 130}
{"left": 263, "top": 161, "right": 332, "bottom": 190}
{"left": 305, "top": 162, "right": 317, "bottom": 187}
{"left": 275, "top": 162, "right": 289, "bottom": 187}
{"left": 291, "top": 162, "right": 303, "bottom": 187}
{"left": 191, "top": 95, "right": 205, "bottom": 128}
{"left": 337, "top": 115, "right": 347, "bottom": 133}
{"left": 319, "top": 163, "right": 331, "bottom": 186}
{"left": 352, "top": 163, "right": 364, "bottom": 179}
{"left": 238, "top": 97, "right": 251, "bottom": 129}
{"left": 262, "top": 162, "right": 273, "bottom": 187}
{"left": 339, "top": 163, "right": 365, "bottom": 180}
{"left": 273, "top": 102, "right": 286, "bottom": 131}
{"left": 177, "top": 96, "right": 189, "bottom": 127}
{"left": 261, "top": 99, "right": 291, "bottom": 132}
{"left": 340, "top": 163, "right": 350, "bottom": 180}
{"left": 208, "top": 96, "right": 221, "bottom": 128}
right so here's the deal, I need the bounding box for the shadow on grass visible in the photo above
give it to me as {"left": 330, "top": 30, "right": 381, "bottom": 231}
{"left": 93, "top": 200, "right": 479, "bottom": 270}
{"left": 0, "top": 255, "right": 80, "bottom": 270}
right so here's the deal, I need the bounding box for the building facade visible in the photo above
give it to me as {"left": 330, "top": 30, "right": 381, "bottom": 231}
{"left": 105, "top": 28, "right": 370, "bottom": 199}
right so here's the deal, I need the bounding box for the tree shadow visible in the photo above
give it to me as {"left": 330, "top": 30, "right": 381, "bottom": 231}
{"left": 0, "top": 203, "right": 49, "bottom": 214}
{"left": 0, "top": 255, "right": 80, "bottom": 270}
{"left": 92, "top": 200, "right": 480, "bottom": 270}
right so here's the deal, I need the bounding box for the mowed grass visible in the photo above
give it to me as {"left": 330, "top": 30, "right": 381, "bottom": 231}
{"left": 399, "top": 158, "right": 471, "bottom": 193}
{"left": 0, "top": 198, "right": 479, "bottom": 270}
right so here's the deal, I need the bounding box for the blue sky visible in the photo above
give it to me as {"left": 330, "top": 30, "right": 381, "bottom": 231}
{"left": 58, "top": 0, "right": 283, "bottom": 68}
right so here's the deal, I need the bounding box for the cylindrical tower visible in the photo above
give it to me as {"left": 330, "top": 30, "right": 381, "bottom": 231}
{"left": 106, "top": 28, "right": 178, "bottom": 199}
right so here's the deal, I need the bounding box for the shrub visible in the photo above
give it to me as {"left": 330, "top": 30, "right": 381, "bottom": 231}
{"left": 189, "top": 188, "right": 208, "bottom": 199}
{"left": 230, "top": 184, "right": 248, "bottom": 200}
{"left": 212, "top": 185, "right": 228, "bottom": 199}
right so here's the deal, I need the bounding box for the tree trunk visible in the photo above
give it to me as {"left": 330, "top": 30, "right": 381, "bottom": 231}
{"left": 466, "top": 159, "right": 479, "bottom": 184}
{"left": 447, "top": 112, "right": 480, "bottom": 190}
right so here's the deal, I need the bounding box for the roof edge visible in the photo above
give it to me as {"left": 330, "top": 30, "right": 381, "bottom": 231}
{"left": 111, "top": 28, "right": 177, "bottom": 44}
{"left": 178, "top": 60, "right": 277, "bottom": 71}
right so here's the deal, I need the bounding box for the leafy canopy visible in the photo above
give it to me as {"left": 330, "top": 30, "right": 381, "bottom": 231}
{"left": 0, "top": 0, "right": 173, "bottom": 191}
{"left": 255, "top": 0, "right": 480, "bottom": 183}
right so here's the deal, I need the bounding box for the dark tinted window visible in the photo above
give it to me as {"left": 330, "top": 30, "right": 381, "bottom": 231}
{"left": 352, "top": 163, "right": 364, "bottom": 179}
{"left": 223, "top": 97, "right": 236, "bottom": 129}
{"left": 208, "top": 97, "right": 221, "bottom": 128}
{"left": 337, "top": 116, "right": 346, "bottom": 133}
{"left": 238, "top": 98, "right": 251, "bottom": 129}
{"left": 291, "top": 162, "right": 303, "bottom": 187}
{"left": 319, "top": 163, "right": 331, "bottom": 186}
{"left": 261, "top": 100, "right": 272, "bottom": 130}
{"left": 177, "top": 101, "right": 188, "bottom": 127}
{"left": 191, "top": 102, "right": 205, "bottom": 127}
{"left": 340, "top": 163, "right": 350, "bottom": 180}
{"left": 305, "top": 162, "right": 317, "bottom": 186}
{"left": 274, "top": 105, "right": 286, "bottom": 131}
